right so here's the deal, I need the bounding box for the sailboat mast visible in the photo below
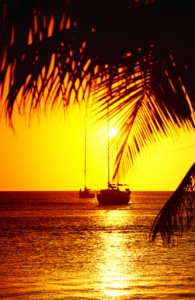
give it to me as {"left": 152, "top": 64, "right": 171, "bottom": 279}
{"left": 84, "top": 123, "right": 87, "bottom": 189}
{"left": 107, "top": 101, "right": 110, "bottom": 187}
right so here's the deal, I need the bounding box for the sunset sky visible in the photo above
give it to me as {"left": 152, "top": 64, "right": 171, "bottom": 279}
{"left": 0, "top": 105, "right": 194, "bottom": 191}
{"left": 0, "top": 1, "right": 194, "bottom": 192}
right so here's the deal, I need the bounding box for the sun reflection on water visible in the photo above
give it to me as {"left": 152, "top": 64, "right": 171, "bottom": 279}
{"left": 97, "top": 210, "right": 136, "bottom": 298}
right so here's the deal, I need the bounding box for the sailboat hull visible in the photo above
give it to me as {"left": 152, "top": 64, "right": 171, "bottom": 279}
{"left": 97, "top": 188, "right": 130, "bottom": 205}
{"left": 79, "top": 189, "right": 95, "bottom": 198}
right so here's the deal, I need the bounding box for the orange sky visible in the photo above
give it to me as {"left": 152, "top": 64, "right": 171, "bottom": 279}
{"left": 0, "top": 105, "right": 194, "bottom": 191}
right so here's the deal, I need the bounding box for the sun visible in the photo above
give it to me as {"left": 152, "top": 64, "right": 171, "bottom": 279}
{"left": 109, "top": 127, "right": 118, "bottom": 138}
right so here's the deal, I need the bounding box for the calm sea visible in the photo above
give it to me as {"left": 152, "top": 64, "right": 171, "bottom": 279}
{"left": 0, "top": 191, "right": 194, "bottom": 300}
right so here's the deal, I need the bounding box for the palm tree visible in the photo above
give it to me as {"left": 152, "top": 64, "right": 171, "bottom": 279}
{"left": 150, "top": 162, "right": 195, "bottom": 245}
{"left": 0, "top": 0, "right": 194, "bottom": 243}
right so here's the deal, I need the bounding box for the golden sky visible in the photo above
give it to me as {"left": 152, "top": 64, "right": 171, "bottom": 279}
{"left": 0, "top": 105, "right": 194, "bottom": 191}
{"left": 0, "top": 3, "right": 194, "bottom": 192}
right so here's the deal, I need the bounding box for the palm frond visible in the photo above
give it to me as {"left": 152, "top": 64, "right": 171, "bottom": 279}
{"left": 0, "top": 0, "right": 195, "bottom": 179}
{"left": 150, "top": 162, "right": 195, "bottom": 245}
{"left": 91, "top": 50, "right": 194, "bottom": 180}
{"left": 0, "top": 0, "right": 96, "bottom": 121}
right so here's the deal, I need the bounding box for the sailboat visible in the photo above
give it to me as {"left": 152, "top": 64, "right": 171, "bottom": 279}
{"left": 79, "top": 122, "right": 95, "bottom": 199}
{"left": 97, "top": 109, "right": 131, "bottom": 205}
{"left": 97, "top": 182, "right": 131, "bottom": 205}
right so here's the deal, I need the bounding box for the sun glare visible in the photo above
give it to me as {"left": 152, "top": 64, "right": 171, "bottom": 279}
{"left": 109, "top": 127, "right": 118, "bottom": 138}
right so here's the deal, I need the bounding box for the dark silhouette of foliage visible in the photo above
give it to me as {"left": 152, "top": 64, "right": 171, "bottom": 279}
{"left": 0, "top": 1, "right": 194, "bottom": 171}
{"left": 150, "top": 162, "right": 195, "bottom": 245}
{"left": 0, "top": 0, "right": 194, "bottom": 243}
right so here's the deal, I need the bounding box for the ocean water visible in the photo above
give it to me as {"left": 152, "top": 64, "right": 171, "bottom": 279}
{"left": 0, "top": 191, "right": 194, "bottom": 300}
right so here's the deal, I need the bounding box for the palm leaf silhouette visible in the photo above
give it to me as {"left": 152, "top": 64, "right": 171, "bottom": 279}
{"left": 0, "top": 1, "right": 194, "bottom": 242}
{"left": 150, "top": 162, "right": 195, "bottom": 245}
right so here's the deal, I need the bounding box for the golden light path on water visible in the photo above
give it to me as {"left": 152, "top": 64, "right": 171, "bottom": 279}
{"left": 1, "top": 191, "right": 194, "bottom": 299}
{"left": 97, "top": 210, "right": 135, "bottom": 298}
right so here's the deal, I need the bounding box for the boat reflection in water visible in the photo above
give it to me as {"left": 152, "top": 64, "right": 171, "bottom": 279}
{"left": 97, "top": 183, "right": 130, "bottom": 206}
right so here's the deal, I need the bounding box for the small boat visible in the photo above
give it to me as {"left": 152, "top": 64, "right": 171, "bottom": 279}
{"left": 79, "top": 112, "right": 95, "bottom": 199}
{"left": 97, "top": 183, "right": 130, "bottom": 205}
{"left": 79, "top": 187, "right": 95, "bottom": 198}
